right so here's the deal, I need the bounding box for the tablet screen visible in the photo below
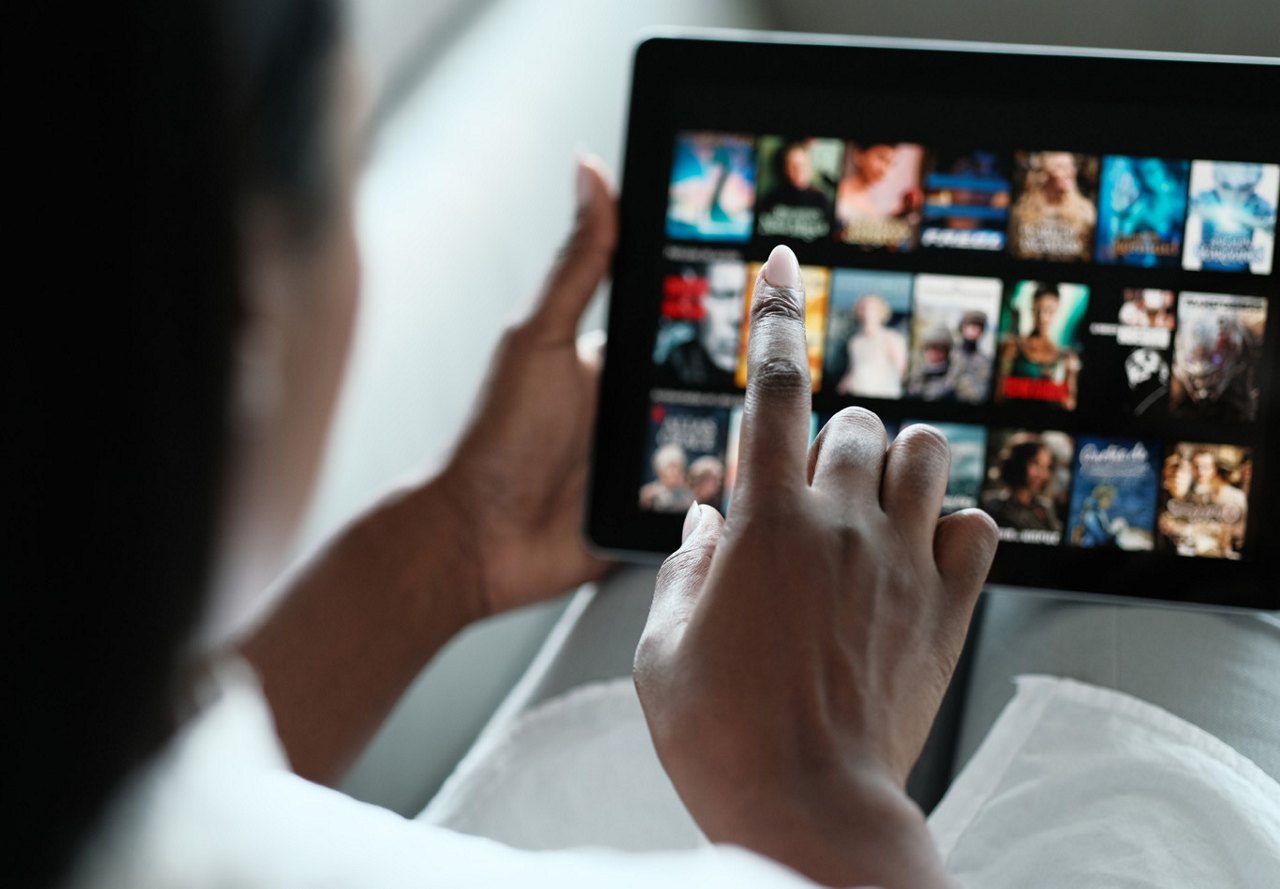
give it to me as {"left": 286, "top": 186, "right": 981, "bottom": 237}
{"left": 589, "top": 35, "right": 1280, "bottom": 608}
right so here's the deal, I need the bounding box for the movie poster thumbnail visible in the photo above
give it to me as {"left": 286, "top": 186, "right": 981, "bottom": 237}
{"left": 981, "top": 429, "right": 1075, "bottom": 545}
{"left": 994, "top": 281, "right": 1089, "bottom": 411}
{"left": 901, "top": 420, "right": 987, "bottom": 515}
{"left": 723, "top": 405, "right": 818, "bottom": 514}
{"left": 1086, "top": 289, "right": 1176, "bottom": 417}
{"left": 639, "top": 401, "right": 731, "bottom": 514}
{"left": 1169, "top": 292, "right": 1267, "bottom": 423}
{"left": 651, "top": 260, "right": 748, "bottom": 390}
{"left": 834, "top": 142, "right": 925, "bottom": 250}
{"left": 1157, "top": 442, "right": 1251, "bottom": 560}
{"left": 666, "top": 132, "right": 757, "bottom": 243}
{"left": 1008, "top": 151, "right": 1100, "bottom": 262}
{"left": 755, "top": 136, "right": 843, "bottom": 241}
{"left": 1094, "top": 156, "right": 1190, "bottom": 267}
{"left": 905, "top": 274, "right": 1002, "bottom": 403}
{"left": 734, "top": 263, "right": 831, "bottom": 391}
{"left": 1066, "top": 436, "right": 1160, "bottom": 551}
{"left": 1117, "top": 289, "right": 1177, "bottom": 416}
{"left": 920, "top": 149, "right": 1011, "bottom": 251}
{"left": 823, "top": 269, "right": 913, "bottom": 399}
{"left": 1182, "top": 161, "right": 1278, "bottom": 275}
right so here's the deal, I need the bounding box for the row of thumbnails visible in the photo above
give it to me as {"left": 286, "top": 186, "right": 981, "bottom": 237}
{"left": 666, "top": 133, "right": 1279, "bottom": 274}
{"left": 653, "top": 257, "right": 1268, "bottom": 424}
{"left": 640, "top": 401, "right": 1252, "bottom": 561}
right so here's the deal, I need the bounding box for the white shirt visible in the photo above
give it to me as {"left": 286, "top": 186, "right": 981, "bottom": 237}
{"left": 67, "top": 667, "right": 1280, "bottom": 888}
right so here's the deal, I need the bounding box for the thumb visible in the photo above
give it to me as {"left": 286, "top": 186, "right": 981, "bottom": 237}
{"left": 638, "top": 503, "right": 725, "bottom": 658}
{"left": 528, "top": 155, "right": 618, "bottom": 345}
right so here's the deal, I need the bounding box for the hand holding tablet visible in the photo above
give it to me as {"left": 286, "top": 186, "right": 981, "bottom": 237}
{"left": 634, "top": 245, "right": 997, "bottom": 887}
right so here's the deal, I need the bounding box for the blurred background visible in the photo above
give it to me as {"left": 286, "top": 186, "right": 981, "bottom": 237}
{"left": 289, "top": 0, "right": 1278, "bottom": 816}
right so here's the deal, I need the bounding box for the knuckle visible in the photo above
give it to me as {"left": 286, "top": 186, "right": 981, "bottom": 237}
{"left": 750, "top": 286, "right": 805, "bottom": 325}
{"left": 655, "top": 546, "right": 705, "bottom": 591}
{"left": 896, "top": 423, "right": 951, "bottom": 466}
{"left": 751, "top": 356, "right": 809, "bottom": 394}
{"left": 825, "top": 406, "right": 886, "bottom": 440}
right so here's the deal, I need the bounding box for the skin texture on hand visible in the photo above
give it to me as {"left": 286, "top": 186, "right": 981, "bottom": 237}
{"left": 240, "top": 158, "right": 618, "bottom": 784}
{"left": 437, "top": 157, "right": 617, "bottom": 620}
{"left": 634, "top": 245, "right": 999, "bottom": 888}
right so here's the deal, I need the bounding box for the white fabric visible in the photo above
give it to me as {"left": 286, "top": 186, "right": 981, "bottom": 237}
{"left": 421, "top": 678, "right": 704, "bottom": 850}
{"left": 929, "top": 675, "right": 1280, "bottom": 888}
{"left": 429, "top": 675, "right": 1280, "bottom": 887}
{"left": 63, "top": 665, "right": 808, "bottom": 889}
{"left": 66, "top": 667, "right": 1280, "bottom": 888}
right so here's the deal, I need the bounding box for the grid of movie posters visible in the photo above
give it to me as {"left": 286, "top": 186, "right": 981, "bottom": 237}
{"left": 665, "top": 134, "right": 1279, "bottom": 273}
{"left": 647, "top": 132, "right": 1275, "bottom": 563}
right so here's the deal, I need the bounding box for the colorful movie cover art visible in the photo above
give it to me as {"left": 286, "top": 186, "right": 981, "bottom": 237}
{"left": 1008, "top": 151, "right": 1100, "bottom": 262}
{"left": 666, "top": 132, "right": 757, "bottom": 242}
{"left": 1066, "top": 436, "right": 1160, "bottom": 551}
{"left": 734, "top": 263, "right": 831, "bottom": 391}
{"left": 1169, "top": 292, "right": 1267, "bottom": 422}
{"left": 754, "top": 136, "right": 843, "bottom": 241}
{"left": 639, "top": 401, "right": 731, "bottom": 514}
{"left": 901, "top": 421, "right": 987, "bottom": 515}
{"left": 651, "top": 260, "right": 748, "bottom": 390}
{"left": 822, "top": 269, "right": 913, "bottom": 399}
{"left": 1117, "top": 289, "right": 1176, "bottom": 416}
{"left": 994, "top": 281, "right": 1089, "bottom": 410}
{"left": 920, "top": 149, "right": 1011, "bottom": 251}
{"left": 1157, "top": 442, "right": 1251, "bottom": 559}
{"left": 834, "top": 142, "right": 925, "bottom": 250}
{"left": 723, "top": 405, "right": 818, "bottom": 514}
{"left": 905, "top": 274, "right": 1002, "bottom": 403}
{"left": 1094, "top": 156, "right": 1190, "bottom": 267}
{"left": 981, "top": 429, "right": 1074, "bottom": 545}
{"left": 1182, "top": 161, "right": 1278, "bottom": 275}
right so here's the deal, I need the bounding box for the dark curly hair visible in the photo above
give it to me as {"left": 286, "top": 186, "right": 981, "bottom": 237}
{"left": 1000, "top": 440, "right": 1050, "bottom": 489}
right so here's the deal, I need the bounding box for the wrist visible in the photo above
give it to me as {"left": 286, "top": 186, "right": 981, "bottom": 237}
{"left": 393, "top": 474, "right": 488, "bottom": 630}
{"left": 696, "top": 761, "right": 952, "bottom": 888}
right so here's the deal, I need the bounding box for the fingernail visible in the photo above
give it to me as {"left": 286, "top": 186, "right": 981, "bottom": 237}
{"left": 682, "top": 501, "right": 702, "bottom": 543}
{"left": 575, "top": 157, "right": 593, "bottom": 211}
{"left": 762, "top": 244, "right": 801, "bottom": 290}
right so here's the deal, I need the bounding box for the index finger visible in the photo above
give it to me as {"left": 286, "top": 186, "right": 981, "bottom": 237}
{"left": 735, "top": 245, "right": 812, "bottom": 506}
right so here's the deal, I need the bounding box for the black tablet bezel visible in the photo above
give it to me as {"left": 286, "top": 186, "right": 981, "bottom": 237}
{"left": 587, "top": 32, "right": 1280, "bottom": 611}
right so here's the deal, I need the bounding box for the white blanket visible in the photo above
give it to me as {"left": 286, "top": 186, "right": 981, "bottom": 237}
{"left": 424, "top": 675, "right": 1280, "bottom": 886}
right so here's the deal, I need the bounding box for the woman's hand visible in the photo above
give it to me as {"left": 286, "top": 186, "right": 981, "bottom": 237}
{"left": 241, "top": 158, "right": 617, "bottom": 783}
{"left": 436, "top": 156, "right": 617, "bottom": 619}
{"left": 634, "top": 245, "right": 998, "bottom": 888}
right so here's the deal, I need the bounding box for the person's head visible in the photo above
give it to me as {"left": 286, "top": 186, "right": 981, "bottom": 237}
{"left": 1030, "top": 285, "right": 1060, "bottom": 335}
{"left": 854, "top": 294, "right": 891, "bottom": 330}
{"left": 777, "top": 140, "right": 814, "bottom": 190}
{"left": 1135, "top": 157, "right": 1174, "bottom": 193}
{"left": 1211, "top": 162, "right": 1264, "bottom": 205}
{"left": 699, "top": 262, "right": 747, "bottom": 372}
{"left": 653, "top": 444, "right": 688, "bottom": 489}
{"left": 922, "top": 326, "right": 953, "bottom": 366}
{"left": 959, "top": 310, "right": 987, "bottom": 344}
{"left": 1001, "top": 440, "right": 1052, "bottom": 494}
{"left": 1192, "top": 449, "right": 1220, "bottom": 486}
{"left": 687, "top": 455, "right": 725, "bottom": 503}
{"left": 851, "top": 143, "right": 896, "bottom": 185}
{"left": 26, "top": 2, "right": 353, "bottom": 883}
{"left": 1092, "top": 484, "right": 1116, "bottom": 509}
{"left": 1040, "top": 152, "right": 1078, "bottom": 198}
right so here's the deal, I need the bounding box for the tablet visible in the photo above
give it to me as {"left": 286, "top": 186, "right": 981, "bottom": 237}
{"left": 587, "top": 32, "right": 1280, "bottom": 611}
